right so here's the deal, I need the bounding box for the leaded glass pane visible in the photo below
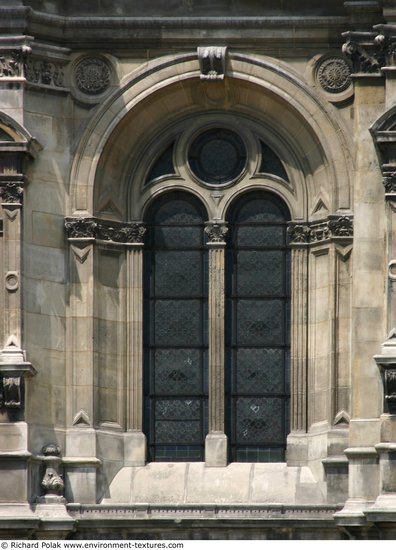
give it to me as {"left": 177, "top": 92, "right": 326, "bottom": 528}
{"left": 155, "top": 399, "right": 201, "bottom": 419}
{"left": 145, "top": 142, "right": 176, "bottom": 184}
{"left": 226, "top": 191, "right": 290, "bottom": 463}
{"left": 144, "top": 192, "right": 208, "bottom": 462}
{"left": 236, "top": 198, "right": 286, "bottom": 223}
{"left": 236, "top": 397, "right": 283, "bottom": 444}
{"left": 235, "top": 348, "right": 284, "bottom": 394}
{"left": 154, "top": 199, "right": 204, "bottom": 225}
{"left": 154, "top": 226, "right": 202, "bottom": 249}
{"left": 237, "top": 225, "right": 284, "bottom": 248}
{"left": 259, "top": 141, "right": 289, "bottom": 182}
{"left": 155, "top": 251, "right": 202, "bottom": 296}
{"left": 154, "top": 349, "right": 202, "bottom": 395}
{"left": 236, "top": 251, "right": 283, "bottom": 296}
{"left": 236, "top": 299, "right": 284, "bottom": 346}
{"left": 189, "top": 128, "right": 247, "bottom": 185}
{"left": 154, "top": 299, "right": 202, "bottom": 346}
{"left": 155, "top": 421, "right": 201, "bottom": 444}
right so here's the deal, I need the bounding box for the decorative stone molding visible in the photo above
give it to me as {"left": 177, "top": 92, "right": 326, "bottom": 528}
{"left": 5, "top": 271, "right": 19, "bottom": 292}
{"left": 38, "top": 444, "right": 66, "bottom": 504}
{"left": 25, "top": 59, "right": 65, "bottom": 88}
{"left": 0, "top": 46, "right": 31, "bottom": 79}
{"left": 317, "top": 57, "right": 352, "bottom": 93}
{"left": 0, "top": 180, "right": 23, "bottom": 204}
{"left": 198, "top": 47, "right": 227, "bottom": 81}
{"left": 204, "top": 221, "right": 228, "bottom": 243}
{"left": 65, "top": 217, "right": 146, "bottom": 245}
{"left": 342, "top": 31, "right": 384, "bottom": 75}
{"left": 65, "top": 217, "right": 97, "bottom": 240}
{"left": 74, "top": 57, "right": 111, "bottom": 95}
{"left": 288, "top": 216, "right": 354, "bottom": 245}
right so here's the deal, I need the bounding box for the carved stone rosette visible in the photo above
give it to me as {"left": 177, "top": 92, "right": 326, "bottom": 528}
{"left": 317, "top": 57, "right": 352, "bottom": 94}
{"left": 288, "top": 216, "right": 353, "bottom": 245}
{"left": 74, "top": 57, "right": 111, "bottom": 95}
{"left": 65, "top": 217, "right": 146, "bottom": 245}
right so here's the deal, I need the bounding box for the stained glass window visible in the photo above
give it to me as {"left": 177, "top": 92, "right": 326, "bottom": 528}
{"left": 143, "top": 192, "right": 208, "bottom": 461}
{"left": 189, "top": 128, "right": 247, "bottom": 185}
{"left": 226, "top": 192, "right": 291, "bottom": 462}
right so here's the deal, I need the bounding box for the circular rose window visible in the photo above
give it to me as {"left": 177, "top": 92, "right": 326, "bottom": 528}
{"left": 188, "top": 128, "right": 247, "bottom": 185}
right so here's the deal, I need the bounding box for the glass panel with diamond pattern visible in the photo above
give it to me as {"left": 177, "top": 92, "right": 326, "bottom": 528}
{"left": 226, "top": 192, "right": 291, "bottom": 462}
{"left": 144, "top": 192, "right": 208, "bottom": 462}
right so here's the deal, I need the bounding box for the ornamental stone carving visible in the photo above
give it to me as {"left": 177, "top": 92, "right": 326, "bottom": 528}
{"left": 198, "top": 47, "right": 227, "bottom": 81}
{"left": 383, "top": 172, "right": 396, "bottom": 194}
{"left": 342, "top": 31, "right": 384, "bottom": 74}
{"left": 39, "top": 444, "right": 65, "bottom": 503}
{"left": 288, "top": 216, "right": 353, "bottom": 245}
{"left": 287, "top": 224, "right": 311, "bottom": 244}
{"left": 25, "top": 59, "right": 65, "bottom": 88}
{"left": 0, "top": 181, "right": 23, "bottom": 203}
{"left": 205, "top": 221, "right": 228, "bottom": 243}
{"left": 75, "top": 57, "right": 111, "bottom": 95}
{"left": 65, "top": 218, "right": 146, "bottom": 244}
{"left": 317, "top": 57, "right": 352, "bottom": 94}
{"left": 0, "top": 376, "right": 22, "bottom": 409}
{"left": 65, "top": 218, "right": 97, "bottom": 239}
{"left": 328, "top": 216, "right": 354, "bottom": 237}
{"left": 97, "top": 222, "right": 146, "bottom": 243}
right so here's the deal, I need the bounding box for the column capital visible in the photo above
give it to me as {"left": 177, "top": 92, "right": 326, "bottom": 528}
{"left": 205, "top": 221, "right": 228, "bottom": 245}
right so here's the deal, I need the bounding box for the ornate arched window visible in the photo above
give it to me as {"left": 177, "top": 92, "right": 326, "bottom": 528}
{"left": 143, "top": 192, "right": 208, "bottom": 462}
{"left": 226, "top": 192, "right": 291, "bottom": 462}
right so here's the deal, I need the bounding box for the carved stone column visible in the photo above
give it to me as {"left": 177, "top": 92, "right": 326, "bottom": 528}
{"left": 64, "top": 217, "right": 98, "bottom": 504}
{"left": 204, "top": 221, "right": 228, "bottom": 467}
{"left": 286, "top": 225, "right": 309, "bottom": 465}
{"left": 125, "top": 223, "right": 146, "bottom": 466}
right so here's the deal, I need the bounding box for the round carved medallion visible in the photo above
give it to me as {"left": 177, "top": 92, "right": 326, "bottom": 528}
{"left": 75, "top": 57, "right": 111, "bottom": 95}
{"left": 317, "top": 57, "right": 352, "bottom": 94}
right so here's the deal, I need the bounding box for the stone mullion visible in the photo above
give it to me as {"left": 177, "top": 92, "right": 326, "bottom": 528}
{"left": 290, "top": 245, "right": 309, "bottom": 433}
{"left": 204, "top": 222, "right": 228, "bottom": 467}
{"left": 208, "top": 243, "right": 226, "bottom": 433}
{"left": 126, "top": 244, "right": 144, "bottom": 432}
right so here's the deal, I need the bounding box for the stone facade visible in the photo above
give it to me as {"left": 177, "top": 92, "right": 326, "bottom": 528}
{"left": 2, "top": 0, "right": 396, "bottom": 540}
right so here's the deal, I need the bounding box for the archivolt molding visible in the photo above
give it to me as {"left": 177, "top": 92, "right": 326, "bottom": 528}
{"left": 69, "top": 51, "right": 354, "bottom": 220}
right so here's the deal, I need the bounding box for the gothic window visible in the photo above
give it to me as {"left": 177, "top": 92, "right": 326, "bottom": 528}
{"left": 225, "top": 192, "right": 291, "bottom": 462}
{"left": 143, "top": 192, "right": 208, "bottom": 462}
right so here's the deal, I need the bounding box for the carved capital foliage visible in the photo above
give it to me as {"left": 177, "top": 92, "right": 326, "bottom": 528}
{"left": 65, "top": 217, "right": 97, "bottom": 240}
{"left": 288, "top": 216, "right": 354, "bottom": 245}
{"left": 198, "top": 46, "right": 227, "bottom": 81}
{"left": 287, "top": 224, "right": 311, "bottom": 244}
{"left": 205, "top": 221, "right": 228, "bottom": 243}
{"left": 0, "top": 181, "right": 23, "bottom": 204}
{"left": 342, "top": 31, "right": 385, "bottom": 74}
{"left": 39, "top": 444, "right": 65, "bottom": 502}
{"left": 65, "top": 218, "right": 146, "bottom": 244}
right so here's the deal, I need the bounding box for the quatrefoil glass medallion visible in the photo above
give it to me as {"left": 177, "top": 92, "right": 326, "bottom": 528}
{"left": 188, "top": 128, "right": 247, "bottom": 186}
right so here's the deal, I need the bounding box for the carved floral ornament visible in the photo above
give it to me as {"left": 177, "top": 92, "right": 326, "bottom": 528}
{"left": 205, "top": 221, "right": 228, "bottom": 243}
{"left": 287, "top": 216, "right": 354, "bottom": 245}
{"left": 0, "top": 181, "right": 23, "bottom": 204}
{"left": 74, "top": 57, "right": 111, "bottom": 96}
{"left": 316, "top": 57, "right": 352, "bottom": 94}
{"left": 65, "top": 217, "right": 146, "bottom": 244}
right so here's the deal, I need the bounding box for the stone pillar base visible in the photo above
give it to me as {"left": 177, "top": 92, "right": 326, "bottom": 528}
{"left": 205, "top": 432, "right": 227, "bottom": 467}
{"left": 124, "top": 430, "right": 146, "bottom": 466}
{"left": 63, "top": 457, "right": 101, "bottom": 504}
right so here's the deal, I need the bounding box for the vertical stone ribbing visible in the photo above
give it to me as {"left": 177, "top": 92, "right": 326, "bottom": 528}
{"left": 208, "top": 243, "right": 226, "bottom": 432}
{"left": 127, "top": 244, "right": 144, "bottom": 431}
{"left": 291, "top": 246, "right": 308, "bottom": 432}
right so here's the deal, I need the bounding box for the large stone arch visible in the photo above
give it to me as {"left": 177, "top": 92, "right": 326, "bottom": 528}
{"left": 69, "top": 52, "right": 354, "bottom": 221}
